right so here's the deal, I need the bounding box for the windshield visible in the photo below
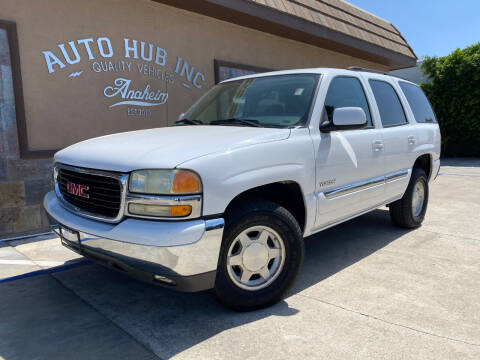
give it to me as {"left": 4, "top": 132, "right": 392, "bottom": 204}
{"left": 181, "top": 74, "right": 320, "bottom": 128}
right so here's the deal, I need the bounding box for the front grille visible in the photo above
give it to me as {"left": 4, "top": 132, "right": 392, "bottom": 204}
{"left": 57, "top": 167, "right": 122, "bottom": 219}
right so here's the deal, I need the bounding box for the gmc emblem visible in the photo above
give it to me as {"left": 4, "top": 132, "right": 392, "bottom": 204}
{"left": 66, "top": 181, "right": 90, "bottom": 198}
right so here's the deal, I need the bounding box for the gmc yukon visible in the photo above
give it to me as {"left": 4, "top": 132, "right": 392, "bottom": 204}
{"left": 44, "top": 68, "right": 441, "bottom": 311}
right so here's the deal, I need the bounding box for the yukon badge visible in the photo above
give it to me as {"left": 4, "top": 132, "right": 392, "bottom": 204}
{"left": 66, "top": 181, "right": 90, "bottom": 198}
{"left": 319, "top": 179, "right": 336, "bottom": 187}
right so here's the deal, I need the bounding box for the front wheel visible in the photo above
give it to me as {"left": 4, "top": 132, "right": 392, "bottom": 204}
{"left": 389, "top": 168, "right": 429, "bottom": 228}
{"left": 213, "top": 200, "right": 304, "bottom": 311}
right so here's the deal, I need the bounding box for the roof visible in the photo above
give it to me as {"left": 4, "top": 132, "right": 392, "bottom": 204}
{"left": 154, "top": 0, "right": 417, "bottom": 69}
{"left": 250, "top": 0, "right": 416, "bottom": 59}
{"left": 220, "top": 67, "right": 418, "bottom": 84}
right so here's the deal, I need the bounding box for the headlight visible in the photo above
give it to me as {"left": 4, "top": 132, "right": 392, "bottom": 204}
{"left": 129, "top": 169, "right": 201, "bottom": 195}
{"left": 128, "top": 169, "right": 202, "bottom": 219}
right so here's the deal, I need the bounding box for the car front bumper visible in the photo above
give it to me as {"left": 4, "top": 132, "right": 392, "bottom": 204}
{"left": 43, "top": 191, "right": 224, "bottom": 292}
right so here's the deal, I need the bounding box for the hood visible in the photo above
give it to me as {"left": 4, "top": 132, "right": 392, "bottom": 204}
{"left": 54, "top": 125, "right": 291, "bottom": 172}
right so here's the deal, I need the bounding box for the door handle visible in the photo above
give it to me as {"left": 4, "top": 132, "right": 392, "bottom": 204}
{"left": 408, "top": 135, "right": 416, "bottom": 145}
{"left": 372, "top": 140, "right": 384, "bottom": 152}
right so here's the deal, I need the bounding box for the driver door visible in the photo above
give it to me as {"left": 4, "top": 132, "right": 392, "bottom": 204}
{"left": 312, "top": 75, "right": 386, "bottom": 229}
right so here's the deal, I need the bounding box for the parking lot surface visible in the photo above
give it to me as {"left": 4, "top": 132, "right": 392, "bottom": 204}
{"left": 1, "top": 159, "right": 479, "bottom": 359}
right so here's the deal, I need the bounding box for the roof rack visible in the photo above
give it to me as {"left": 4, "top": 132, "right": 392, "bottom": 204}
{"left": 347, "top": 67, "right": 388, "bottom": 75}
{"left": 347, "top": 66, "right": 409, "bottom": 81}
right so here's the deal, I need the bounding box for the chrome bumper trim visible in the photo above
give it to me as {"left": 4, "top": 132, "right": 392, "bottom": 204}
{"left": 76, "top": 218, "right": 224, "bottom": 277}
{"left": 205, "top": 218, "right": 225, "bottom": 231}
{"left": 44, "top": 191, "right": 224, "bottom": 278}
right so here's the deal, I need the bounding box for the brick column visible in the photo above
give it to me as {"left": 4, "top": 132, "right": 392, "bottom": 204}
{"left": 0, "top": 28, "right": 53, "bottom": 239}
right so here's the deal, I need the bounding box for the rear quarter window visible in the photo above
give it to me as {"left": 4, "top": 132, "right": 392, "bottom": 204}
{"left": 399, "top": 82, "right": 437, "bottom": 123}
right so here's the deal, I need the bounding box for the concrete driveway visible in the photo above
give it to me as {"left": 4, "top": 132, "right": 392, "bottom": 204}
{"left": 1, "top": 159, "right": 479, "bottom": 359}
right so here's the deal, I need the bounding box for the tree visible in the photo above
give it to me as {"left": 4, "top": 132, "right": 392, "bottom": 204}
{"left": 420, "top": 42, "right": 480, "bottom": 157}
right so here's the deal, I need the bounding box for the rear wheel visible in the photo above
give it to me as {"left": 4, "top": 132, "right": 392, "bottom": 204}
{"left": 214, "top": 200, "right": 304, "bottom": 311}
{"left": 389, "top": 168, "right": 429, "bottom": 228}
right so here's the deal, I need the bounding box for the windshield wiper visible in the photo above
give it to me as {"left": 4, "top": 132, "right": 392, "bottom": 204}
{"left": 210, "top": 118, "right": 261, "bottom": 127}
{"left": 174, "top": 118, "right": 204, "bottom": 125}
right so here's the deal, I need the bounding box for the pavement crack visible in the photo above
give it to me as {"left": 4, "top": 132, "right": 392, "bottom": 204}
{"left": 297, "top": 293, "right": 480, "bottom": 347}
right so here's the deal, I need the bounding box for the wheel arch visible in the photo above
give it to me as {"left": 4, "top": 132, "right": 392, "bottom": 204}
{"left": 223, "top": 181, "right": 307, "bottom": 233}
{"left": 413, "top": 153, "right": 433, "bottom": 180}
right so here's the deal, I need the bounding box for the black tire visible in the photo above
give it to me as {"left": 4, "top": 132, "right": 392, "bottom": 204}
{"left": 389, "top": 168, "right": 429, "bottom": 228}
{"left": 213, "top": 200, "right": 304, "bottom": 311}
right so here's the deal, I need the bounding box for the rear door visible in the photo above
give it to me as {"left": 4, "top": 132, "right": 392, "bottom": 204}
{"left": 364, "top": 76, "right": 417, "bottom": 200}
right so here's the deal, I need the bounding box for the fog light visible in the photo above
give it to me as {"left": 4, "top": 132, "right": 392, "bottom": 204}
{"left": 129, "top": 203, "right": 171, "bottom": 217}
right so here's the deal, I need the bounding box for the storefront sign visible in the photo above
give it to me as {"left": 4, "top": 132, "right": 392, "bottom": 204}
{"left": 41, "top": 36, "right": 205, "bottom": 115}
{"left": 103, "top": 78, "right": 168, "bottom": 108}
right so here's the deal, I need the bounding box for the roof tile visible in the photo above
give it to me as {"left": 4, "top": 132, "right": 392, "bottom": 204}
{"left": 245, "top": 0, "right": 415, "bottom": 58}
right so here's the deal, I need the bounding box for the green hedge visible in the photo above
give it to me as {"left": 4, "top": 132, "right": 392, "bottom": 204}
{"left": 420, "top": 42, "right": 480, "bottom": 157}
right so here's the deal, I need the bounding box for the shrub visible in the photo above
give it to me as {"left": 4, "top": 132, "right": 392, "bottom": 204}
{"left": 420, "top": 42, "right": 480, "bottom": 157}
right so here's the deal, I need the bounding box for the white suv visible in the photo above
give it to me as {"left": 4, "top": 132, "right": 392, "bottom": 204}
{"left": 44, "top": 67, "right": 441, "bottom": 311}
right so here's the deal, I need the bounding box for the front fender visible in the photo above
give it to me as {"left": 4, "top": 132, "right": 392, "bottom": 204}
{"left": 179, "top": 129, "right": 316, "bottom": 232}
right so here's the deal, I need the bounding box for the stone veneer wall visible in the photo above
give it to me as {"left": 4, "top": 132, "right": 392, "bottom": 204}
{"left": 0, "top": 28, "right": 53, "bottom": 239}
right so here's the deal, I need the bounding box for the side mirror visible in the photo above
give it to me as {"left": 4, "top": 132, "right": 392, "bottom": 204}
{"left": 178, "top": 113, "right": 185, "bottom": 121}
{"left": 320, "top": 107, "right": 367, "bottom": 132}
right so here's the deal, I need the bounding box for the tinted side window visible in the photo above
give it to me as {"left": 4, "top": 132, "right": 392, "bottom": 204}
{"left": 369, "top": 80, "right": 407, "bottom": 127}
{"left": 324, "top": 76, "right": 372, "bottom": 127}
{"left": 399, "top": 82, "right": 437, "bottom": 123}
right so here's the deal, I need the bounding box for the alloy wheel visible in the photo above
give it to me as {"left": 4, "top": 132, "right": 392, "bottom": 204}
{"left": 226, "top": 225, "right": 286, "bottom": 291}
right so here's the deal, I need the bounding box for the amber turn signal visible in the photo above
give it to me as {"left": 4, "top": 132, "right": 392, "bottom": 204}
{"left": 169, "top": 205, "right": 192, "bottom": 217}
{"left": 172, "top": 171, "right": 200, "bottom": 193}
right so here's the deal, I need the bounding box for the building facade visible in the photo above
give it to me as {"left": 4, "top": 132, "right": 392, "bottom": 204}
{"left": 0, "top": 0, "right": 416, "bottom": 239}
{"left": 390, "top": 62, "right": 430, "bottom": 84}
